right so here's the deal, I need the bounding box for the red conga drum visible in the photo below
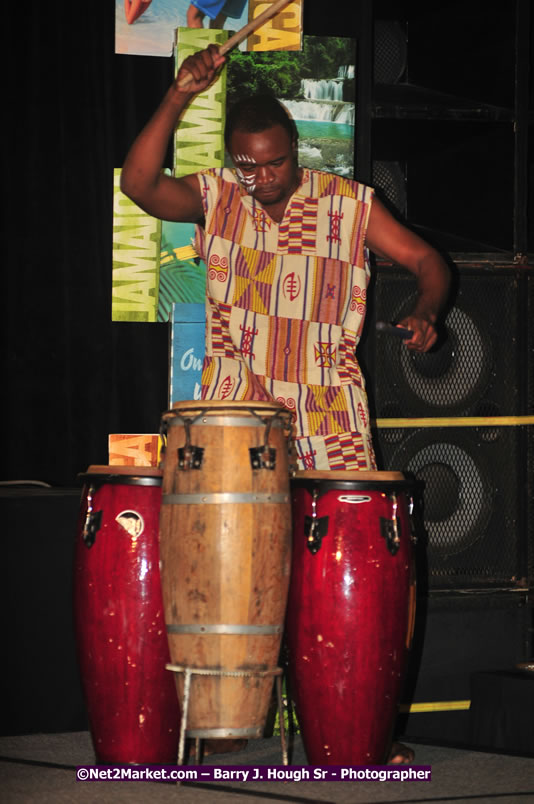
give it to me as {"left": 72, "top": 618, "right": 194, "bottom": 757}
{"left": 286, "top": 470, "right": 416, "bottom": 765}
{"left": 159, "top": 401, "right": 292, "bottom": 742}
{"left": 73, "top": 465, "right": 180, "bottom": 764}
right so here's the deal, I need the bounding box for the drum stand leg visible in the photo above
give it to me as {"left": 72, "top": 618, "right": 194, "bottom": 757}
{"left": 167, "top": 664, "right": 288, "bottom": 766}
{"left": 275, "top": 671, "right": 288, "bottom": 765}
{"left": 175, "top": 669, "right": 208, "bottom": 766}
{"left": 177, "top": 667, "right": 192, "bottom": 767}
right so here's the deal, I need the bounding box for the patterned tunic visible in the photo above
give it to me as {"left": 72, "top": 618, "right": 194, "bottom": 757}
{"left": 195, "top": 167, "right": 377, "bottom": 471}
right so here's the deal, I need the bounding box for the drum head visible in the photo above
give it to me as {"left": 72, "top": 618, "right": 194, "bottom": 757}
{"left": 78, "top": 465, "right": 162, "bottom": 486}
{"left": 166, "top": 399, "right": 287, "bottom": 418}
{"left": 293, "top": 470, "right": 405, "bottom": 482}
{"left": 291, "top": 469, "right": 412, "bottom": 491}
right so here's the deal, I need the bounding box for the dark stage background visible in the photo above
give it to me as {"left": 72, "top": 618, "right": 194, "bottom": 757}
{"left": 5, "top": 1, "right": 532, "bottom": 486}
{"left": 4, "top": 1, "right": 533, "bottom": 749}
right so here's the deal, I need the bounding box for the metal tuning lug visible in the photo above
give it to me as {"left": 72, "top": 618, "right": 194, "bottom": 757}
{"left": 178, "top": 417, "right": 204, "bottom": 470}
{"left": 178, "top": 445, "right": 204, "bottom": 470}
{"left": 380, "top": 493, "right": 401, "bottom": 556}
{"left": 82, "top": 510, "right": 102, "bottom": 548}
{"left": 304, "top": 487, "right": 329, "bottom": 554}
{"left": 249, "top": 445, "right": 276, "bottom": 470}
{"left": 304, "top": 515, "right": 329, "bottom": 554}
{"left": 249, "top": 413, "right": 277, "bottom": 469}
{"left": 82, "top": 486, "right": 102, "bottom": 548}
{"left": 408, "top": 494, "right": 418, "bottom": 545}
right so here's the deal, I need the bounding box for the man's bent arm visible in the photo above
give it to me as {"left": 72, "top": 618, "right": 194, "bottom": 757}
{"left": 366, "top": 197, "right": 451, "bottom": 352}
{"left": 120, "top": 45, "right": 225, "bottom": 222}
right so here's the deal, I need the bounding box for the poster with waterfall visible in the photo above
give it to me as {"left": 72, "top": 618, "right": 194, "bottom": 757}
{"left": 226, "top": 35, "right": 356, "bottom": 178}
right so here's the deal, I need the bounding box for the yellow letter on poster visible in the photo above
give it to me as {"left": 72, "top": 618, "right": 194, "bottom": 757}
{"left": 112, "top": 169, "right": 161, "bottom": 322}
{"left": 247, "top": 0, "right": 303, "bottom": 51}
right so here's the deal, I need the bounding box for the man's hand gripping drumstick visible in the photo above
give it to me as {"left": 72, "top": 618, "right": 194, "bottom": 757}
{"left": 176, "top": 43, "right": 227, "bottom": 97}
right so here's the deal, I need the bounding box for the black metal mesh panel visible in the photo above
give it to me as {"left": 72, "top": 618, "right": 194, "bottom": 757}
{"left": 365, "top": 266, "right": 531, "bottom": 418}
{"left": 373, "top": 20, "right": 407, "bottom": 84}
{"left": 375, "top": 425, "right": 529, "bottom": 590}
{"left": 372, "top": 160, "right": 407, "bottom": 215}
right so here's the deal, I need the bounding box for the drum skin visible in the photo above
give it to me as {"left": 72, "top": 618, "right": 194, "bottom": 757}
{"left": 73, "top": 466, "right": 180, "bottom": 764}
{"left": 159, "top": 401, "right": 292, "bottom": 738}
{"left": 286, "top": 471, "right": 416, "bottom": 765}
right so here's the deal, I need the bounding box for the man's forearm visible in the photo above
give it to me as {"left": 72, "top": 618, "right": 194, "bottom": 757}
{"left": 119, "top": 44, "right": 225, "bottom": 220}
{"left": 410, "top": 252, "right": 451, "bottom": 324}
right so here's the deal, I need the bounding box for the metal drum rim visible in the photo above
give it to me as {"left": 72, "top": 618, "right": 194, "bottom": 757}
{"left": 291, "top": 469, "right": 414, "bottom": 492}
{"left": 161, "top": 399, "right": 293, "bottom": 426}
{"left": 164, "top": 414, "right": 286, "bottom": 429}
{"left": 169, "top": 399, "right": 287, "bottom": 414}
{"left": 78, "top": 465, "right": 162, "bottom": 487}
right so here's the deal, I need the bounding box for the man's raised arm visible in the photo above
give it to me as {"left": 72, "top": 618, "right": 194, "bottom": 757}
{"left": 120, "top": 44, "right": 226, "bottom": 222}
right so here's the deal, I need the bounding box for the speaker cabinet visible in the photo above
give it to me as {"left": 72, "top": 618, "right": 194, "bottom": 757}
{"left": 365, "top": 264, "right": 532, "bottom": 419}
{"left": 3, "top": 488, "right": 88, "bottom": 735}
{"left": 378, "top": 424, "right": 529, "bottom": 590}
{"left": 360, "top": 262, "right": 533, "bottom": 591}
{"left": 397, "top": 594, "right": 532, "bottom": 747}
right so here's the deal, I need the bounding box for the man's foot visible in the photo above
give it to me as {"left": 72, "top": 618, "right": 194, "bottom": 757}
{"left": 388, "top": 742, "right": 415, "bottom": 764}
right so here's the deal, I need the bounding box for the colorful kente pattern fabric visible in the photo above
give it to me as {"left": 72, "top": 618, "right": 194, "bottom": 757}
{"left": 195, "top": 167, "right": 377, "bottom": 470}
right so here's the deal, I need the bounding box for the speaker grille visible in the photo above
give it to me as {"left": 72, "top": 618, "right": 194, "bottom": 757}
{"left": 374, "top": 20, "right": 407, "bottom": 84}
{"left": 372, "top": 160, "right": 407, "bottom": 215}
{"left": 362, "top": 263, "right": 533, "bottom": 592}
{"left": 367, "top": 266, "right": 530, "bottom": 418}
{"left": 377, "top": 425, "right": 528, "bottom": 590}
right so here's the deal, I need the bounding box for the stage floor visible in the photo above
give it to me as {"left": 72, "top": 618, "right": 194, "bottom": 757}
{"left": 1, "top": 731, "right": 533, "bottom": 804}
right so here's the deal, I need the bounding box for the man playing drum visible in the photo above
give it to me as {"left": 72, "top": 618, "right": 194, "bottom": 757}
{"left": 121, "top": 44, "right": 450, "bottom": 473}
{"left": 121, "top": 43, "right": 451, "bottom": 762}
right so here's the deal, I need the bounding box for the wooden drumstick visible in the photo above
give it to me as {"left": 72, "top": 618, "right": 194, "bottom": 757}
{"left": 177, "top": 0, "right": 293, "bottom": 90}
{"left": 376, "top": 321, "right": 414, "bottom": 339}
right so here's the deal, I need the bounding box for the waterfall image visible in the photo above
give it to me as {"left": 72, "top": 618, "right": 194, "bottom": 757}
{"left": 227, "top": 36, "right": 356, "bottom": 177}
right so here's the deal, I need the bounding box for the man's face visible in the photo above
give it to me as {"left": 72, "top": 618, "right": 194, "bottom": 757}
{"left": 229, "top": 124, "right": 300, "bottom": 209}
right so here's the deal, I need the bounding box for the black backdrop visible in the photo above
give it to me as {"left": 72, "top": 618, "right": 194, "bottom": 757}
{"left": 7, "top": 5, "right": 173, "bottom": 486}
{"left": 5, "top": 2, "right": 528, "bottom": 486}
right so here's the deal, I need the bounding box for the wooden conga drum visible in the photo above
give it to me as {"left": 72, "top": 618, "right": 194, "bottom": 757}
{"left": 73, "top": 465, "right": 180, "bottom": 764}
{"left": 159, "top": 401, "right": 292, "bottom": 741}
{"left": 286, "top": 470, "right": 416, "bottom": 765}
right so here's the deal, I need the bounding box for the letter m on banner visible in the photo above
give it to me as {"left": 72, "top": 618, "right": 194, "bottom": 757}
{"left": 112, "top": 169, "right": 161, "bottom": 322}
